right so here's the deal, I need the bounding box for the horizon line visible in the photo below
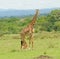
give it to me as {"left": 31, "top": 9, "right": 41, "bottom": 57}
{"left": 0, "top": 7, "right": 60, "bottom": 10}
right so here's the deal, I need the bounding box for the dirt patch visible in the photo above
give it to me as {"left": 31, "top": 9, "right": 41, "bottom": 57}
{"left": 34, "top": 55, "right": 53, "bottom": 59}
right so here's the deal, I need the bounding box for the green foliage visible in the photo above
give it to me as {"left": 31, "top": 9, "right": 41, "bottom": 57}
{"left": 0, "top": 9, "right": 60, "bottom": 34}
{"left": 37, "top": 9, "right": 60, "bottom": 32}
{"left": 0, "top": 16, "right": 31, "bottom": 34}
{"left": 54, "top": 21, "right": 60, "bottom": 31}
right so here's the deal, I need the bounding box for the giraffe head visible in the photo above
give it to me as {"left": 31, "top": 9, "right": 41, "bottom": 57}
{"left": 31, "top": 9, "right": 39, "bottom": 26}
{"left": 36, "top": 9, "right": 39, "bottom": 15}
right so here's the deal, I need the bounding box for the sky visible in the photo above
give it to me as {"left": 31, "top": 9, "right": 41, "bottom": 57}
{"left": 0, "top": 0, "right": 60, "bottom": 10}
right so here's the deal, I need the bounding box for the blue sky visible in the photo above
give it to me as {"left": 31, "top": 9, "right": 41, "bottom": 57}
{"left": 0, "top": 0, "right": 60, "bottom": 9}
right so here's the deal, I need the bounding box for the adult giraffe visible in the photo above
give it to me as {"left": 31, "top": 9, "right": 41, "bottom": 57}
{"left": 20, "top": 9, "right": 39, "bottom": 49}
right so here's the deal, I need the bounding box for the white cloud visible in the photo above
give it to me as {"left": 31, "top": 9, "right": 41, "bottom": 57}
{"left": 0, "top": 0, "right": 60, "bottom": 9}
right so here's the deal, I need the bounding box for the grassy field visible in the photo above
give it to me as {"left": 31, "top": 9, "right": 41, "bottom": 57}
{"left": 0, "top": 31, "right": 60, "bottom": 59}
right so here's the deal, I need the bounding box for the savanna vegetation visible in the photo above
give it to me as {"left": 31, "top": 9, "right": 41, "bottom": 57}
{"left": 0, "top": 9, "right": 60, "bottom": 59}
{"left": 0, "top": 9, "right": 60, "bottom": 35}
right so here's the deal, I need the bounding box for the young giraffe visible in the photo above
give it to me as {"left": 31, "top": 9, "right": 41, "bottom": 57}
{"left": 20, "top": 9, "right": 39, "bottom": 49}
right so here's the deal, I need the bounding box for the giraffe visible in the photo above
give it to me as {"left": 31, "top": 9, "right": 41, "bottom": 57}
{"left": 20, "top": 9, "right": 39, "bottom": 49}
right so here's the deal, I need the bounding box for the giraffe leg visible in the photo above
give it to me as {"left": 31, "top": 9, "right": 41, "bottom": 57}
{"left": 32, "top": 39, "right": 34, "bottom": 48}
{"left": 20, "top": 33, "right": 27, "bottom": 49}
{"left": 20, "top": 33, "right": 24, "bottom": 49}
{"left": 29, "top": 33, "right": 34, "bottom": 49}
{"left": 29, "top": 38, "right": 31, "bottom": 48}
{"left": 31, "top": 34, "right": 34, "bottom": 49}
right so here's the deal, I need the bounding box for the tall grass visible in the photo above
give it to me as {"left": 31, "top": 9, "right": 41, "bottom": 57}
{"left": 0, "top": 32, "right": 60, "bottom": 59}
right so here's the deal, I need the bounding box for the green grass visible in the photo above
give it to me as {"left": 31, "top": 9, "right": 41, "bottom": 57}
{"left": 0, "top": 32, "right": 60, "bottom": 59}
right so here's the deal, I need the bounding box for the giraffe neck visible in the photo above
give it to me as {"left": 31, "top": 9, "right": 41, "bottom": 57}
{"left": 29, "top": 10, "right": 39, "bottom": 27}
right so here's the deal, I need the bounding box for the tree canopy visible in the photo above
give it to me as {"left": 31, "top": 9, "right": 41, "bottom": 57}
{"left": 0, "top": 9, "right": 60, "bottom": 35}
